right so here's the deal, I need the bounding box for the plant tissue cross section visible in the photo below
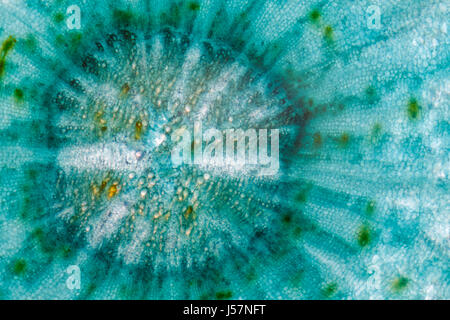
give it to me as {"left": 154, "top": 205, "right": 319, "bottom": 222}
{"left": 0, "top": 0, "right": 448, "bottom": 300}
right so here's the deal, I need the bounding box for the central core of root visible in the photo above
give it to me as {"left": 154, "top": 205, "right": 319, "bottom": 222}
{"left": 53, "top": 28, "right": 291, "bottom": 270}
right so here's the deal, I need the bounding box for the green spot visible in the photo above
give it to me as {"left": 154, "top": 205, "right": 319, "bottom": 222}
{"left": 215, "top": 290, "right": 233, "bottom": 300}
{"left": 293, "top": 226, "right": 302, "bottom": 237}
{"left": 13, "top": 88, "right": 24, "bottom": 103}
{"left": 12, "top": 258, "right": 27, "bottom": 275}
{"left": 25, "top": 167, "right": 38, "bottom": 180}
{"left": 370, "top": 122, "right": 383, "bottom": 144}
{"left": 55, "top": 34, "right": 65, "bottom": 47}
{"left": 55, "top": 32, "right": 83, "bottom": 53}
{"left": 365, "top": 86, "right": 375, "bottom": 97}
{"left": 321, "top": 282, "right": 337, "bottom": 298}
{"left": 20, "top": 196, "right": 32, "bottom": 219}
{"left": 357, "top": 225, "right": 371, "bottom": 247}
{"left": 309, "top": 9, "right": 321, "bottom": 23}
{"left": 282, "top": 213, "right": 292, "bottom": 224}
{"left": 338, "top": 132, "right": 350, "bottom": 148}
{"left": 31, "top": 227, "right": 54, "bottom": 253}
{"left": 324, "top": 25, "right": 334, "bottom": 41}
{"left": 199, "top": 293, "right": 210, "bottom": 300}
{"left": 245, "top": 267, "right": 257, "bottom": 282}
{"left": 69, "top": 32, "right": 82, "bottom": 49}
{"left": 238, "top": 12, "right": 248, "bottom": 24}
{"left": 188, "top": 2, "right": 200, "bottom": 11}
{"left": 392, "top": 276, "right": 409, "bottom": 292}
{"left": 32, "top": 226, "right": 69, "bottom": 256}
{"left": 84, "top": 283, "right": 97, "bottom": 297}
{"left": 313, "top": 132, "right": 322, "bottom": 148}
{"left": 365, "top": 85, "right": 377, "bottom": 104}
{"left": 61, "top": 245, "right": 72, "bottom": 258}
{"left": 372, "top": 123, "right": 382, "bottom": 136}
{"left": 113, "top": 9, "right": 134, "bottom": 25}
{"left": 295, "top": 189, "right": 309, "bottom": 203}
{"left": 407, "top": 97, "right": 420, "bottom": 120}
{"left": 31, "top": 227, "right": 45, "bottom": 240}
{"left": 53, "top": 12, "right": 65, "bottom": 23}
{"left": 23, "top": 34, "right": 37, "bottom": 53}
{"left": 365, "top": 200, "right": 375, "bottom": 215}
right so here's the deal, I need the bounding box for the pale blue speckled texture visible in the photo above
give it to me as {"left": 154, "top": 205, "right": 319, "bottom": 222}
{"left": 0, "top": 0, "right": 448, "bottom": 299}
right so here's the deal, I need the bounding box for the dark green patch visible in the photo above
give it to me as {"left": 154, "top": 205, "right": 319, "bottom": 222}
{"left": 31, "top": 227, "right": 45, "bottom": 240}
{"left": 365, "top": 86, "right": 377, "bottom": 104}
{"left": 68, "top": 32, "right": 83, "bottom": 49}
{"left": 357, "top": 225, "right": 371, "bottom": 247}
{"left": 392, "top": 276, "right": 409, "bottom": 292}
{"left": 113, "top": 9, "right": 134, "bottom": 25}
{"left": 407, "top": 97, "right": 420, "bottom": 120}
{"left": 13, "top": 88, "right": 24, "bottom": 103}
{"left": 321, "top": 282, "right": 337, "bottom": 298}
{"left": 199, "top": 293, "right": 210, "bottom": 300}
{"left": 20, "top": 196, "right": 31, "bottom": 219}
{"left": 313, "top": 132, "right": 322, "bottom": 148}
{"left": 12, "top": 258, "right": 27, "bottom": 275}
{"left": 309, "top": 9, "right": 321, "bottom": 23}
{"left": 61, "top": 245, "right": 72, "bottom": 258}
{"left": 237, "top": 12, "right": 249, "bottom": 25}
{"left": 53, "top": 12, "right": 65, "bottom": 24}
{"left": 338, "top": 132, "right": 350, "bottom": 148}
{"left": 32, "top": 225, "right": 72, "bottom": 258}
{"left": 83, "top": 283, "right": 97, "bottom": 297}
{"left": 244, "top": 267, "right": 257, "bottom": 282}
{"left": 25, "top": 167, "right": 39, "bottom": 180}
{"left": 293, "top": 226, "right": 302, "bottom": 237}
{"left": 282, "top": 213, "right": 292, "bottom": 224}
{"left": 295, "top": 188, "right": 309, "bottom": 203}
{"left": 215, "top": 290, "right": 233, "bottom": 300}
{"left": 324, "top": 25, "right": 334, "bottom": 41}
{"left": 31, "top": 227, "right": 55, "bottom": 254}
{"left": 188, "top": 2, "right": 200, "bottom": 11}
{"left": 55, "top": 32, "right": 83, "bottom": 54}
{"left": 55, "top": 34, "right": 65, "bottom": 47}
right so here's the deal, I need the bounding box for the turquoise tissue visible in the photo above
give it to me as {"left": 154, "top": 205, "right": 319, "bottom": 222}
{"left": 0, "top": 0, "right": 448, "bottom": 300}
